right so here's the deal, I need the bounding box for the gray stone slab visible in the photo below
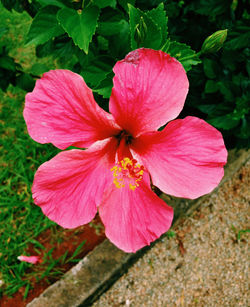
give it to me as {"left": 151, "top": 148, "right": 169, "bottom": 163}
{"left": 27, "top": 149, "right": 250, "bottom": 307}
{"left": 27, "top": 234, "right": 147, "bottom": 307}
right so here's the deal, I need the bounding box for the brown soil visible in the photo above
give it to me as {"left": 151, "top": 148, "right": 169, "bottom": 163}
{"left": 0, "top": 216, "right": 106, "bottom": 307}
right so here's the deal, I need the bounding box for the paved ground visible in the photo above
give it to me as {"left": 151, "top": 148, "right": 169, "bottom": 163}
{"left": 93, "top": 158, "right": 249, "bottom": 307}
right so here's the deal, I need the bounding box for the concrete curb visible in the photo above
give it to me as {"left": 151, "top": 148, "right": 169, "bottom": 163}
{"left": 27, "top": 149, "right": 250, "bottom": 307}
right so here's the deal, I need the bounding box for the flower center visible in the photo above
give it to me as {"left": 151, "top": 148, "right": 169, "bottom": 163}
{"left": 115, "top": 130, "right": 133, "bottom": 145}
{"left": 111, "top": 157, "right": 144, "bottom": 191}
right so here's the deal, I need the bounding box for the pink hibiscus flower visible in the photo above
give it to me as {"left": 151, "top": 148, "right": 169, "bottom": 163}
{"left": 24, "top": 48, "right": 227, "bottom": 253}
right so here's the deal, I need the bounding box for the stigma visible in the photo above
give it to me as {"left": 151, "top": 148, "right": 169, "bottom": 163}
{"left": 111, "top": 157, "right": 144, "bottom": 191}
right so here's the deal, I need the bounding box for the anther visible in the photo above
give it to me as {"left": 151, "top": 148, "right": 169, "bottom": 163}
{"left": 111, "top": 157, "right": 144, "bottom": 190}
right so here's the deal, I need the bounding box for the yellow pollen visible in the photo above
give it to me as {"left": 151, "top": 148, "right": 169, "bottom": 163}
{"left": 111, "top": 157, "right": 144, "bottom": 190}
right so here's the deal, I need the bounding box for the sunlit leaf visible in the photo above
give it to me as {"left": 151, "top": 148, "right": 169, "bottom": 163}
{"left": 146, "top": 3, "right": 168, "bottom": 45}
{"left": 26, "top": 6, "right": 65, "bottom": 46}
{"left": 57, "top": 6, "right": 100, "bottom": 54}
{"left": 128, "top": 4, "right": 161, "bottom": 49}
{"left": 162, "top": 40, "right": 201, "bottom": 71}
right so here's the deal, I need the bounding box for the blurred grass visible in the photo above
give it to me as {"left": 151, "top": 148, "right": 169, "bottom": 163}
{"left": 0, "top": 3, "right": 61, "bottom": 297}
{"left": 0, "top": 1, "right": 53, "bottom": 71}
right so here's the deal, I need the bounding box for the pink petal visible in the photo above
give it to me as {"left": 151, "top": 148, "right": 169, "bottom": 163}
{"left": 24, "top": 70, "right": 120, "bottom": 149}
{"left": 99, "top": 172, "right": 173, "bottom": 253}
{"left": 131, "top": 116, "right": 227, "bottom": 199}
{"left": 18, "top": 255, "right": 41, "bottom": 264}
{"left": 32, "top": 138, "right": 117, "bottom": 228}
{"left": 109, "top": 48, "right": 189, "bottom": 136}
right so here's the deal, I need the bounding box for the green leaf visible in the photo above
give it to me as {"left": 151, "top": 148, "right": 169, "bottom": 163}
{"left": 118, "top": 0, "right": 135, "bottom": 12}
{"left": 232, "top": 73, "right": 250, "bottom": 91}
{"left": 15, "top": 73, "right": 35, "bottom": 92}
{"left": 203, "top": 58, "right": 217, "bottom": 79}
{"left": 53, "top": 39, "right": 77, "bottom": 62}
{"left": 128, "top": 4, "right": 161, "bottom": 49}
{"left": 146, "top": 3, "right": 168, "bottom": 46}
{"left": 93, "top": 72, "right": 114, "bottom": 98}
{"left": 162, "top": 40, "right": 201, "bottom": 72}
{"left": 225, "top": 32, "right": 250, "bottom": 50}
{"left": 204, "top": 80, "right": 218, "bottom": 93}
{"left": 0, "top": 56, "right": 16, "bottom": 71}
{"left": 164, "top": 1, "right": 182, "bottom": 18}
{"left": 221, "top": 49, "right": 238, "bottom": 71}
{"left": 208, "top": 114, "right": 239, "bottom": 130}
{"left": 137, "top": 0, "right": 167, "bottom": 6}
{"left": 236, "top": 117, "right": 250, "bottom": 139}
{"left": 36, "top": 38, "right": 77, "bottom": 64}
{"left": 246, "top": 60, "right": 250, "bottom": 77}
{"left": 109, "top": 20, "right": 130, "bottom": 57}
{"left": 97, "top": 36, "right": 109, "bottom": 50}
{"left": 197, "top": 104, "right": 218, "bottom": 114}
{"left": 81, "top": 55, "right": 114, "bottom": 87}
{"left": 217, "top": 81, "right": 234, "bottom": 102}
{"left": 0, "top": 68, "right": 14, "bottom": 91}
{"left": 30, "top": 63, "right": 49, "bottom": 76}
{"left": 233, "top": 95, "right": 250, "bottom": 120}
{"left": 0, "top": 27, "right": 8, "bottom": 39}
{"left": 26, "top": 6, "right": 65, "bottom": 46}
{"left": 36, "top": 40, "right": 53, "bottom": 58}
{"left": 36, "top": 0, "right": 69, "bottom": 8}
{"left": 57, "top": 6, "right": 100, "bottom": 54}
{"left": 93, "top": 0, "right": 116, "bottom": 8}
{"left": 1, "top": 0, "right": 24, "bottom": 13}
{"left": 98, "top": 19, "right": 128, "bottom": 36}
{"left": 189, "top": 0, "right": 230, "bottom": 17}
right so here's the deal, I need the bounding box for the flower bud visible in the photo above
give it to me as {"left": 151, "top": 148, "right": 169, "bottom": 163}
{"left": 201, "top": 29, "right": 228, "bottom": 54}
{"left": 134, "top": 16, "right": 147, "bottom": 46}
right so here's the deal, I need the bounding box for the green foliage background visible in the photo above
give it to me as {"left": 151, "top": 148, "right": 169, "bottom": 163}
{"left": 1, "top": 0, "right": 249, "bottom": 147}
